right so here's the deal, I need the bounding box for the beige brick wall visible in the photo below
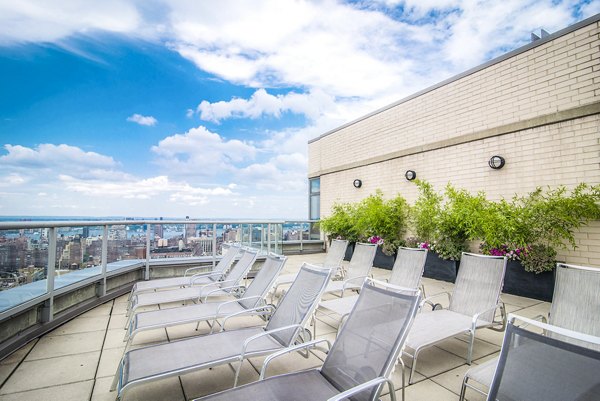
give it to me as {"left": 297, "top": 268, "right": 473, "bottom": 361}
{"left": 309, "top": 18, "right": 600, "bottom": 266}
{"left": 309, "top": 20, "right": 599, "bottom": 176}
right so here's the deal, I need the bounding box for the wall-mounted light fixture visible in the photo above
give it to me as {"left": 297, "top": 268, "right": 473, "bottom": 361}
{"left": 405, "top": 170, "right": 416, "bottom": 181}
{"left": 353, "top": 179, "right": 362, "bottom": 188}
{"left": 488, "top": 155, "right": 505, "bottom": 170}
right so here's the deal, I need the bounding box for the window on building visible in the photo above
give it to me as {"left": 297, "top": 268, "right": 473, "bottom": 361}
{"left": 309, "top": 178, "right": 320, "bottom": 220}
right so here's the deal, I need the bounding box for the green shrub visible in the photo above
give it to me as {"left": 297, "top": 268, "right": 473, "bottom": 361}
{"left": 521, "top": 244, "right": 557, "bottom": 274}
{"left": 318, "top": 202, "right": 359, "bottom": 242}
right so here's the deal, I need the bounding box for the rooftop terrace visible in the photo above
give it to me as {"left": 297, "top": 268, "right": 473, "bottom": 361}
{"left": 0, "top": 253, "right": 550, "bottom": 401}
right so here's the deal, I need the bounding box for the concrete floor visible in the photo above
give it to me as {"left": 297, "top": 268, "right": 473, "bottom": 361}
{"left": 0, "top": 254, "right": 549, "bottom": 401}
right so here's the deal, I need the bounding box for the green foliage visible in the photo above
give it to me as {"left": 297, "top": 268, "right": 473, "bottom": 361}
{"left": 518, "top": 184, "right": 600, "bottom": 250}
{"left": 319, "top": 190, "right": 410, "bottom": 254}
{"left": 521, "top": 244, "right": 557, "bottom": 274}
{"left": 318, "top": 202, "right": 359, "bottom": 242}
{"left": 411, "top": 180, "right": 442, "bottom": 242}
{"left": 354, "top": 190, "right": 410, "bottom": 254}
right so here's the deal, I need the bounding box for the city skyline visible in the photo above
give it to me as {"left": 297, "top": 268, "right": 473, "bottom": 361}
{"left": 1, "top": 1, "right": 598, "bottom": 218}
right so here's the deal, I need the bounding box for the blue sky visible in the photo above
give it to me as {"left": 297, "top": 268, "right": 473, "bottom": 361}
{"left": 0, "top": 0, "right": 597, "bottom": 219}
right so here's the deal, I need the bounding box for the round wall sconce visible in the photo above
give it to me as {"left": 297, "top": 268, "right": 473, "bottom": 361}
{"left": 488, "top": 155, "right": 505, "bottom": 170}
{"left": 405, "top": 170, "right": 416, "bottom": 181}
{"left": 353, "top": 179, "right": 362, "bottom": 188}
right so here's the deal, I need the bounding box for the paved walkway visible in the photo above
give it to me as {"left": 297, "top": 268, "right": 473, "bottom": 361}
{"left": 0, "top": 254, "right": 549, "bottom": 401}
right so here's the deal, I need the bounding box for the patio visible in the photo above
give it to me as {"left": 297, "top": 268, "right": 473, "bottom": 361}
{"left": 0, "top": 253, "right": 549, "bottom": 401}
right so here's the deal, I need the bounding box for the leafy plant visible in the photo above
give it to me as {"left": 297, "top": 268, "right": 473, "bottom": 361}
{"left": 354, "top": 190, "right": 410, "bottom": 254}
{"left": 521, "top": 244, "right": 557, "bottom": 274}
{"left": 318, "top": 202, "right": 359, "bottom": 242}
{"left": 411, "top": 180, "right": 442, "bottom": 242}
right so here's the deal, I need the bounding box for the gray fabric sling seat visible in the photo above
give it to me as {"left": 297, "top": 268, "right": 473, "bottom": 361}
{"left": 403, "top": 252, "right": 506, "bottom": 384}
{"left": 124, "top": 254, "right": 287, "bottom": 348}
{"left": 128, "top": 244, "right": 241, "bottom": 299}
{"left": 271, "top": 239, "right": 348, "bottom": 302}
{"left": 318, "top": 247, "right": 428, "bottom": 333}
{"left": 486, "top": 314, "right": 600, "bottom": 401}
{"left": 126, "top": 249, "right": 258, "bottom": 320}
{"left": 320, "top": 242, "right": 377, "bottom": 296}
{"left": 194, "top": 279, "right": 421, "bottom": 401}
{"left": 460, "top": 262, "right": 600, "bottom": 400}
{"left": 111, "top": 263, "right": 332, "bottom": 401}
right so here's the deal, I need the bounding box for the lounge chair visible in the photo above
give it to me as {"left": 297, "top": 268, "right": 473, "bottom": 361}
{"left": 124, "top": 253, "right": 287, "bottom": 349}
{"left": 128, "top": 244, "right": 241, "bottom": 299}
{"left": 460, "top": 262, "right": 600, "bottom": 400}
{"left": 270, "top": 239, "right": 348, "bottom": 302}
{"left": 126, "top": 248, "right": 258, "bottom": 321}
{"left": 111, "top": 262, "right": 332, "bottom": 400}
{"left": 403, "top": 252, "right": 506, "bottom": 383}
{"left": 321, "top": 242, "right": 377, "bottom": 296}
{"left": 318, "top": 247, "right": 428, "bottom": 334}
{"left": 193, "top": 279, "right": 421, "bottom": 401}
{"left": 486, "top": 314, "right": 600, "bottom": 401}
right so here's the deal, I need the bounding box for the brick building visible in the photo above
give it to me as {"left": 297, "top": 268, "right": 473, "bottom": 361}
{"left": 308, "top": 15, "right": 600, "bottom": 265}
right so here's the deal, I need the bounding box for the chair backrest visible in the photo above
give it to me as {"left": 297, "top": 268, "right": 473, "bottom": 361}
{"left": 449, "top": 253, "right": 506, "bottom": 322}
{"left": 222, "top": 248, "right": 258, "bottom": 287}
{"left": 346, "top": 242, "right": 377, "bottom": 279}
{"left": 265, "top": 263, "right": 332, "bottom": 346}
{"left": 487, "top": 315, "right": 600, "bottom": 401}
{"left": 389, "top": 247, "right": 428, "bottom": 289}
{"left": 213, "top": 244, "right": 242, "bottom": 276}
{"left": 323, "top": 239, "right": 349, "bottom": 273}
{"left": 548, "top": 263, "right": 600, "bottom": 351}
{"left": 238, "top": 254, "right": 287, "bottom": 310}
{"left": 320, "top": 280, "right": 421, "bottom": 401}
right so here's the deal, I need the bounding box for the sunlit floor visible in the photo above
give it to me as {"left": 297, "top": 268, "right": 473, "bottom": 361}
{"left": 0, "top": 254, "right": 549, "bottom": 401}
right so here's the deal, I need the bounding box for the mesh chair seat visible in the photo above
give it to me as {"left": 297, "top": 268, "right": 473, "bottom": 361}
{"left": 487, "top": 317, "right": 600, "bottom": 401}
{"left": 133, "top": 276, "right": 198, "bottom": 292}
{"left": 132, "top": 285, "right": 221, "bottom": 309}
{"left": 196, "top": 369, "right": 339, "bottom": 401}
{"left": 130, "top": 245, "right": 241, "bottom": 296}
{"left": 274, "top": 272, "right": 298, "bottom": 286}
{"left": 406, "top": 309, "right": 491, "bottom": 351}
{"left": 133, "top": 301, "right": 246, "bottom": 332}
{"left": 122, "top": 327, "right": 283, "bottom": 387}
{"left": 319, "top": 294, "right": 359, "bottom": 316}
{"left": 465, "top": 357, "right": 497, "bottom": 387}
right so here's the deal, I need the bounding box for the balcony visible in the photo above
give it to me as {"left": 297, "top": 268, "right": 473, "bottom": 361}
{"left": 0, "top": 251, "right": 550, "bottom": 401}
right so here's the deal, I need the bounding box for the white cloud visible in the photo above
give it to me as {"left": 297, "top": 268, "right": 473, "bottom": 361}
{"left": 151, "top": 125, "right": 257, "bottom": 174}
{"left": 127, "top": 113, "right": 158, "bottom": 126}
{"left": 196, "top": 89, "right": 335, "bottom": 123}
{"left": 0, "top": 144, "right": 117, "bottom": 170}
{"left": 0, "top": 0, "right": 143, "bottom": 44}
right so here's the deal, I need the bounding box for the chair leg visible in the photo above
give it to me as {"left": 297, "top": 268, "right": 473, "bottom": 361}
{"left": 467, "top": 330, "right": 475, "bottom": 365}
{"left": 408, "top": 351, "right": 419, "bottom": 384}
{"left": 233, "top": 359, "right": 244, "bottom": 387}
{"left": 459, "top": 376, "right": 468, "bottom": 401}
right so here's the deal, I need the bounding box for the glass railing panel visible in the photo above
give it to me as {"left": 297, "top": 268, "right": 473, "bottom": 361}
{"left": 0, "top": 228, "right": 49, "bottom": 311}
{"left": 54, "top": 226, "right": 104, "bottom": 289}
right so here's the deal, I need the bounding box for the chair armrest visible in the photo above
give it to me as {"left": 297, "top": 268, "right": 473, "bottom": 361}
{"left": 341, "top": 276, "right": 368, "bottom": 293}
{"left": 420, "top": 291, "right": 452, "bottom": 310}
{"left": 190, "top": 272, "right": 222, "bottom": 285}
{"left": 202, "top": 285, "right": 245, "bottom": 302}
{"left": 326, "top": 377, "right": 396, "bottom": 401}
{"left": 219, "top": 304, "right": 275, "bottom": 332}
{"left": 214, "top": 296, "right": 263, "bottom": 316}
{"left": 238, "top": 324, "right": 303, "bottom": 362}
{"left": 471, "top": 303, "right": 503, "bottom": 330}
{"left": 260, "top": 338, "right": 332, "bottom": 379}
{"left": 185, "top": 266, "right": 212, "bottom": 276}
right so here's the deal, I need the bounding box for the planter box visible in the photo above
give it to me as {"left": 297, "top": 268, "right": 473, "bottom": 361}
{"left": 502, "top": 260, "right": 555, "bottom": 302}
{"left": 343, "top": 242, "right": 355, "bottom": 261}
{"left": 423, "top": 252, "right": 459, "bottom": 283}
{"left": 373, "top": 246, "right": 396, "bottom": 270}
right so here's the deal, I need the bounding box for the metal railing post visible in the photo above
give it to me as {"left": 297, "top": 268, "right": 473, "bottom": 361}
{"left": 267, "top": 223, "right": 271, "bottom": 253}
{"left": 42, "top": 227, "right": 57, "bottom": 323}
{"left": 300, "top": 222, "right": 304, "bottom": 252}
{"left": 212, "top": 223, "right": 217, "bottom": 268}
{"left": 145, "top": 224, "right": 151, "bottom": 280}
{"left": 100, "top": 225, "right": 108, "bottom": 296}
